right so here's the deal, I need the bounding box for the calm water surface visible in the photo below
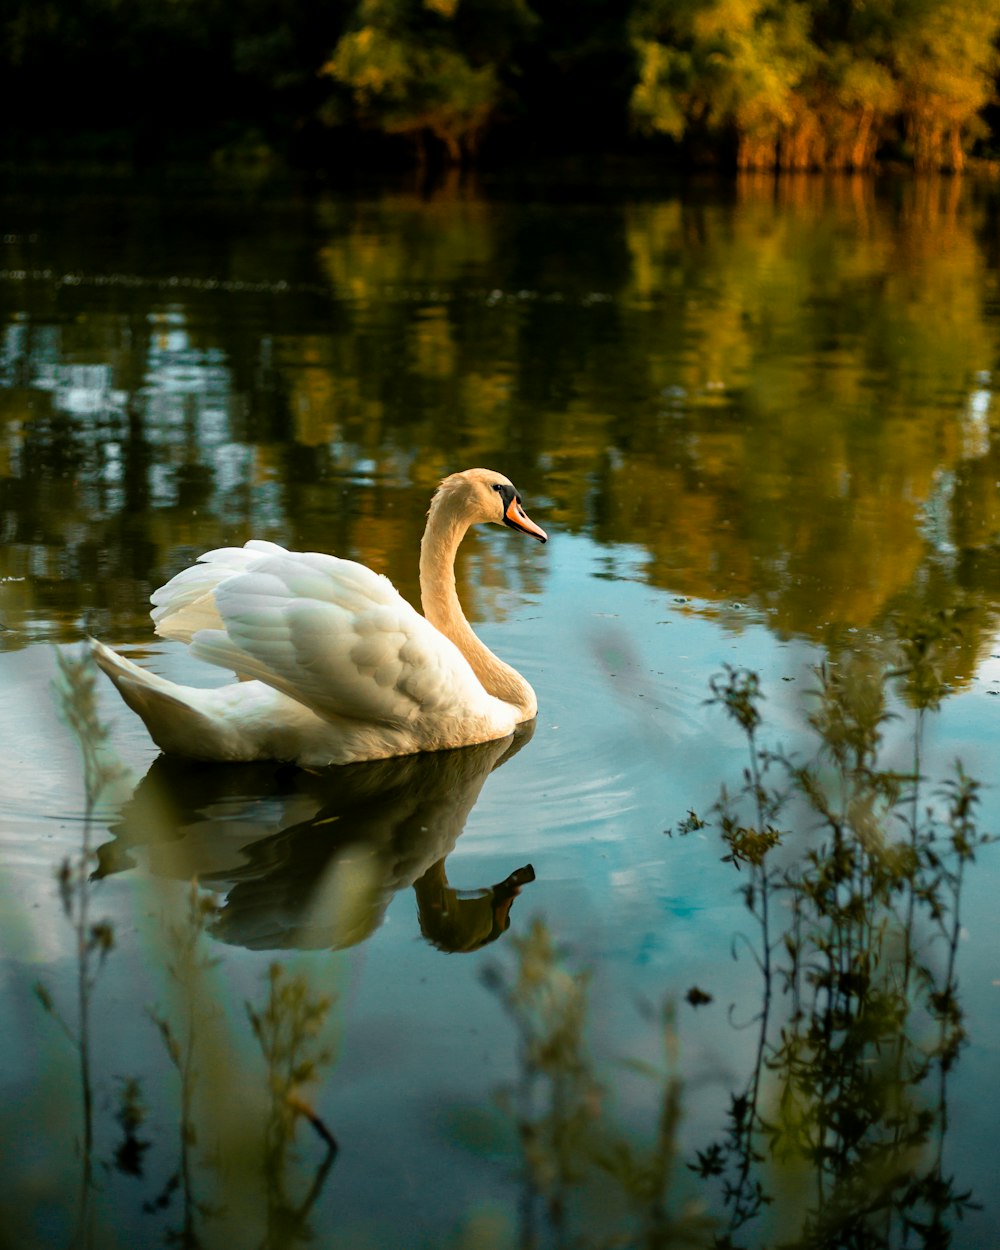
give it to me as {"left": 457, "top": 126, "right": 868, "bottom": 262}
{"left": 2, "top": 171, "right": 1000, "bottom": 1247}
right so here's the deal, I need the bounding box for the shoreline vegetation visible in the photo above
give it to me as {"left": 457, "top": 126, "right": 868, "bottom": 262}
{"left": 4, "top": 0, "right": 1000, "bottom": 175}
{"left": 21, "top": 635, "right": 989, "bottom": 1248}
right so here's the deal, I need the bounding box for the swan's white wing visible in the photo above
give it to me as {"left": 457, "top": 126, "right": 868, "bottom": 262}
{"left": 152, "top": 541, "right": 291, "bottom": 642}
{"left": 179, "top": 547, "right": 491, "bottom": 728}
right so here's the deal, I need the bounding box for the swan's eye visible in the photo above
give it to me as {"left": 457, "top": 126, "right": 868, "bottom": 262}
{"left": 492, "top": 483, "right": 503, "bottom": 493}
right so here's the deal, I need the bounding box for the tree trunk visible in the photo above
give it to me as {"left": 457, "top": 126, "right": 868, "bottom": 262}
{"left": 738, "top": 132, "right": 777, "bottom": 171}
{"left": 948, "top": 126, "right": 965, "bottom": 172}
{"left": 851, "top": 106, "right": 874, "bottom": 171}
{"left": 915, "top": 113, "right": 945, "bottom": 171}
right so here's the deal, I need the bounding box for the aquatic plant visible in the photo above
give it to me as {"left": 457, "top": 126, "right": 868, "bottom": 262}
{"left": 34, "top": 648, "right": 130, "bottom": 1247}
{"left": 684, "top": 647, "right": 990, "bottom": 1249}
{"left": 147, "top": 881, "right": 228, "bottom": 1246}
{"left": 475, "top": 630, "right": 991, "bottom": 1249}
{"left": 482, "top": 920, "right": 711, "bottom": 1248}
{"left": 25, "top": 636, "right": 994, "bottom": 1249}
{"left": 149, "top": 885, "right": 340, "bottom": 1248}
{"left": 29, "top": 651, "right": 345, "bottom": 1250}
{"left": 247, "top": 962, "right": 338, "bottom": 1249}
{"left": 112, "top": 1075, "right": 151, "bottom": 1179}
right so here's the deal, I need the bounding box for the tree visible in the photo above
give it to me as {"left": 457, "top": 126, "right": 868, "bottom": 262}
{"left": 890, "top": 0, "right": 1000, "bottom": 171}
{"left": 630, "top": 0, "right": 1000, "bottom": 172}
{"left": 630, "top": 0, "right": 819, "bottom": 169}
{"left": 323, "top": 0, "right": 536, "bottom": 163}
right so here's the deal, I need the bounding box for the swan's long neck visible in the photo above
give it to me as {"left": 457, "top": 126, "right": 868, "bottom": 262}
{"left": 419, "top": 501, "right": 537, "bottom": 721}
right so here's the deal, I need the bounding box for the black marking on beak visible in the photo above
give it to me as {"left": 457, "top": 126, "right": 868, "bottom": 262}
{"left": 499, "top": 483, "right": 548, "bottom": 543}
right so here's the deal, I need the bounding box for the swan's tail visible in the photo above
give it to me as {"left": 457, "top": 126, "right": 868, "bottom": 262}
{"left": 90, "top": 638, "right": 240, "bottom": 759}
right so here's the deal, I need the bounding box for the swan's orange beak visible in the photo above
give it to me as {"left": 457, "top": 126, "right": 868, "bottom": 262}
{"left": 504, "top": 496, "right": 548, "bottom": 543}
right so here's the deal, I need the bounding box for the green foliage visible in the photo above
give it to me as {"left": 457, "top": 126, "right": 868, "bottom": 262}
{"left": 35, "top": 649, "right": 131, "bottom": 1241}
{"left": 247, "top": 962, "right": 338, "bottom": 1156}
{"left": 35, "top": 784, "right": 342, "bottom": 1250}
{"left": 325, "top": 28, "right": 498, "bottom": 162}
{"left": 630, "top": 0, "right": 821, "bottom": 166}
{"left": 324, "top": 0, "right": 536, "bottom": 161}
{"left": 681, "top": 647, "right": 992, "bottom": 1247}
{"left": 477, "top": 636, "right": 992, "bottom": 1248}
{"left": 481, "top": 919, "right": 712, "bottom": 1247}
{"left": 26, "top": 614, "right": 995, "bottom": 1246}
{"left": 890, "top": 0, "right": 1000, "bottom": 170}
{"left": 3, "top": 0, "right": 1000, "bottom": 167}
{"left": 148, "top": 882, "right": 226, "bottom": 1241}
{"left": 629, "top": 0, "right": 1000, "bottom": 169}
{"left": 247, "top": 963, "right": 339, "bottom": 1244}
{"left": 113, "top": 1076, "right": 152, "bottom": 1178}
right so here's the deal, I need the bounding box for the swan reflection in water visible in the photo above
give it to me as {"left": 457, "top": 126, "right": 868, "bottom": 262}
{"left": 96, "top": 724, "right": 535, "bottom": 953}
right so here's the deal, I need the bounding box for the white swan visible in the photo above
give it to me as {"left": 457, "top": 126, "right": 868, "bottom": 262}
{"left": 91, "top": 468, "right": 548, "bottom": 767}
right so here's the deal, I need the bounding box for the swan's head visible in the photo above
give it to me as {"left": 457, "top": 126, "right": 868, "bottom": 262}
{"left": 434, "top": 468, "right": 548, "bottom": 543}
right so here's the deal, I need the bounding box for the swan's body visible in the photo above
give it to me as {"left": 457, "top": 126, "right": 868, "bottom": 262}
{"left": 92, "top": 469, "right": 547, "bottom": 767}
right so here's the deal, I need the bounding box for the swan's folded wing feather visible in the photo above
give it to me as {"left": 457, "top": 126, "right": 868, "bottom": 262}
{"left": 153, "top": 542, "right": 295, "bottom": 641}
{"left": 187, "top": 552, "right": 488, "bottom": 727}
{"left": 151, "top": 541, "right": 394, "bottom": 641}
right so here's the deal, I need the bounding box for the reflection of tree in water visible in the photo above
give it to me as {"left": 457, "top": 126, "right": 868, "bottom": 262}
{"left": 98, "top": 724, "right": 536, "bottom": 954}
{"left": 599, "top": 180, "right": 1000, "bottom": 648}
{"left": 6, "top": 181, "right": 1000, "bottom": 677}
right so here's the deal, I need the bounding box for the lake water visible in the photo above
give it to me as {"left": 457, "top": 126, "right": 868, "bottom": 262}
{"left": 2, "top": 169, "right": 1000, "bottom": 1248}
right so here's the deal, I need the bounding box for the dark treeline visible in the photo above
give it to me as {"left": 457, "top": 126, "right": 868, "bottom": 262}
{"left": 3, "top": 0, "right": 1000, "bottom": 172}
